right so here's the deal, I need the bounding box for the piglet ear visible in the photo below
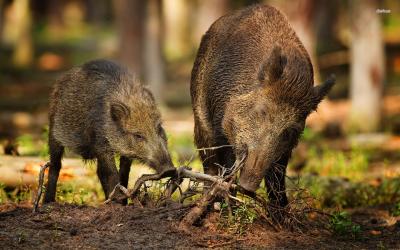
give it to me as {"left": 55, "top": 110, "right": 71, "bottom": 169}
{"left": 312, "top": 74, "right": 336, "bottom": 108}
{"left": 110, "top": 102, "right": 130, "bottom": 122}
{"left": 258, "top": 46, "right": 287, "bottom": 85}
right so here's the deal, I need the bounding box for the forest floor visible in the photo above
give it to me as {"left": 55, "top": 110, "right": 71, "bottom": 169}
{"left": 1, "top": 96, "right": 400, "bottom": 249}
{"left": 0, "top": 201, "right": 399, "bottom": 249}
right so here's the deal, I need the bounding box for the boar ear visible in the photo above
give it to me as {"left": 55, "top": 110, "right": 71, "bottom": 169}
{"left": 312, "top": 74, "right": 336, "bottom": 107}
{"left": 110, "top": 102, "right": 130, "bottom": 122}
{"left": 258, "top": 46, "right": 287, "bottom": 85}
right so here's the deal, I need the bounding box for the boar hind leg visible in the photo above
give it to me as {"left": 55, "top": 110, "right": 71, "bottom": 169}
{"left": 119, "top": 156, "right": 132, "bottom": 205}
{"left": 44, "top": 136, "right": 64, "bottom": 203}
{"left": 264, "top": 153, "right": 289, "bottom": 208}
{"left": 96, "top": 154, "right": 119, "bottom": 199}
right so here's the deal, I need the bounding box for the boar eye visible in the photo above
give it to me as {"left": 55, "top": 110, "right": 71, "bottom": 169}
{"left": 132, "top": 133, "right": 146, "bottom": 141}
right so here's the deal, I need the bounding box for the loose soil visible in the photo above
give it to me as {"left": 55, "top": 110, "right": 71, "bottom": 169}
{"left": 0, "top": 203, "right": 399, "bottom": 249}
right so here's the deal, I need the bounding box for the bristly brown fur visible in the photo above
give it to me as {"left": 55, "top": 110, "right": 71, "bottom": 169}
{"left": 45, "top": 59, "right": 174, "bottom": 203}
{"left": 191, "top": 4, "right": 334, "bottom": 210}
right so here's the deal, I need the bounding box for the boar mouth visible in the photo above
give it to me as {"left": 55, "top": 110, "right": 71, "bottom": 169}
{"left": 238, "top": 150, "right": 270, "bottom": 193}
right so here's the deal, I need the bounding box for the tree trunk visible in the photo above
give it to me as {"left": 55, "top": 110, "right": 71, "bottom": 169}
{"left": 12, "top": 0, "right": 33, "bottom": 67}
{"left": 47, "top": 0, "right": 64, "bottom": 32}
{"left": 162, "top": 0, "right": 190, "bottom": 60}
{"left": 192, "top": 0, "right": 229, "bottom": 47}
{"left": 143, "top": 0, "right": 165, "bottom": 102}
{"left": 350, "top": 0, "right": 384, "bottom": 132}
{"left": 0, "top": 0, "right": 4, "bottom": 42}
{"left": 113, "top": 0, "right": 145, "bottom": 78}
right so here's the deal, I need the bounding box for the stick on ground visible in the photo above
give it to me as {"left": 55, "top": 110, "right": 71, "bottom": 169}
{"left": 32, "top": 162, "right": 50, "bottom": 213}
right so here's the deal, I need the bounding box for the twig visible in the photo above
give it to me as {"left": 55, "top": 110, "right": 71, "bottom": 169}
{"left": 195, "top": 145, "right": 233, "bottom": 152}
{"left": 32, "top": 162, "right": 50, "bottom": 213}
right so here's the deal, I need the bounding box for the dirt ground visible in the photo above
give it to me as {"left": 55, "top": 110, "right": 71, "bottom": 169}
{"left": 0, "top": 203, "right": 399, "bottom": 249}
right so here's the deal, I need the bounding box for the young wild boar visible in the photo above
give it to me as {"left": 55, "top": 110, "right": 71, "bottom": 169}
{"left": 44, "top": 59, "right": 174, "bottom": 203}
{"left": 191, "top": 5, "right": 335, "bottom": 209}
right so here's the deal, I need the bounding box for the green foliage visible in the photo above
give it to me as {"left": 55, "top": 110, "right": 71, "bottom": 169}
{"left": 167, "top": 133, "right": 202, "bottom": 171}
{"left": 16, "top": 134, "right": 35, "bottom": 155}
{"left": 0, "top": 183, "right": 34, "bottom": 204}
{"left": 15, "top": 128, "right": 49, "bottom": 157}
{"left": 0, "top": 183, "right": 8, "bottom": 204}
{"left": 300, "top": 175, "right": 400, "bottom": 209}
{"left": 377, "top": 241, "right": 387, "bottom": 250}
{"left": 304, "top": 146, "right": 370, "bottom": 181}
{"left": 329, "top": 211, "right": 361, "bottom": 238}
{"left": 391, "top": 201, "right": 400, "bottom": 216}
{"left": 300, "top": 127, "right": 321, "bottom": 142}
{"left": 56, "top": 183, "right": 103, "bottom": 205}
{"left": 219, "top": 202, "right": 258, "bottom": 235}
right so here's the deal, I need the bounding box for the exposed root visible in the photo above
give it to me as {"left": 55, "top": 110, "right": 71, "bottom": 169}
{"left": 105, "top": 168, "right": 177, "bottom": 204}
{"left": 32, "top": 151, "right": 329, "bottom": 233}
{"left": 104, "top": 155, "right": 275, "bottom": 231}
{"left": 32, "top": 162, "right": 50, "bottom": 213}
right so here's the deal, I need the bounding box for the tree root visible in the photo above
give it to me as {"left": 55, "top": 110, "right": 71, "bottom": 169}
{"left": 32, "top": 162, "right": 50, "bottom": 213}
{"left": 33, "top": 156, "right": 280, "bottom": 230}
{"left": 105, "top": 168, "right": 177, "bottom": 204}
{"left": 103, "top": 155, "right": 267, "bottom": 230}
{"left": 104, "top": 157, "right": 273, "bottom": 232}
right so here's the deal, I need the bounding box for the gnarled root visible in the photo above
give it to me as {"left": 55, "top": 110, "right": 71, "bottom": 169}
{"left": 105, "top": 165, "right": 269, "bottom": 232}
{"left": 105, "top": 168, "right": 177, "bottom": 204}
{"left": 178, "top": 179, "right": 232, "bottom": 232}
{"left": 105, "top": 156, "right": 261, "bottom": 230}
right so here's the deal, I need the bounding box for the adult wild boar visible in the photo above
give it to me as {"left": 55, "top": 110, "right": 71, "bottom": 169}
{"left": 44, "top": 59, "right": 174, "bottom": 203}
{"left": 191, "top": 5, "right": 335, "bottom": 208}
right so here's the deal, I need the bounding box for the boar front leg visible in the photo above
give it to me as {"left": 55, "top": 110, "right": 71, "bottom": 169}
{"left": 264, "top": 152, "right": 290, "bottom": 208}
{"left": 119, "top": 156, "right": 132, "bottom": 204}
{"left": 96, "top": 154, "right": 120, "bottom": 199}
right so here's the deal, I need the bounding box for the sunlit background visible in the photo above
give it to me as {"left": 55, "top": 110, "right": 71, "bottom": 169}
{"left": 0, "top": 0, "right": 399, "bottom": 212}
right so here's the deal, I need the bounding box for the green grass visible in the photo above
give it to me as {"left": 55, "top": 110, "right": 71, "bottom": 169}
{"left": 56, "top": 182, "right": 104, "bottom": 205}
{"left": 329, "top": 211, "right": 361, "bottom": 238}
{"left": 303, "top": 146, "right": 370, "bottom": 181}
{"left": 15, "top": 127, "right": 48, "bottom": 158}
{"left": 298, "top": 174, "right": 400, "bottom": 209}
{"left": 2, "top": 128, "right": 399, "bottom": 222}
{"left": 218, "top": 201, "right": 258, "bottom": 235}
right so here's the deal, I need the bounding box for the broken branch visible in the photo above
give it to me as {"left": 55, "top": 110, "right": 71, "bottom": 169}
{"left": 32, "top": 162, "right": 50, "bottom": 213}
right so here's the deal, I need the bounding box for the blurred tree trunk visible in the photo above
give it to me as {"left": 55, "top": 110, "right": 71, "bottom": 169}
{"left": 192, "top": 0, "right": 229, "bottom": 47}
{"left": 84, "top": 0, "right": 109, "bottom": 26}
{"left": 350, "top": 0, "right": 384, "bottom": 132}
{"left": 12, "top": 0, "right": 33, "bottom": 67}
{"left": 143, "top": 0, "right": 165, "bottom": 102}
{"left": 113, "top": 0, "right": 145, "bottom": 78}
{"left": 272, "top": 0, "right": 320, "bottom": 83}
{"left": 0, "top": 0, "right": 4, "bottom": 42}
{"left": 47, "top": 0, "right": 64, "bottom": 32}
{"left": 162, "top": 0, "right": 190, "bottom": 60}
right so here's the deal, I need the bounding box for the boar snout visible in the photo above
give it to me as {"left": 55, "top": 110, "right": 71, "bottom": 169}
{"left": 238, "top": 150, "right": 269, "bottom": 193}
{"left": 148, "top": 140, "right": 175, "bottom": 173}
